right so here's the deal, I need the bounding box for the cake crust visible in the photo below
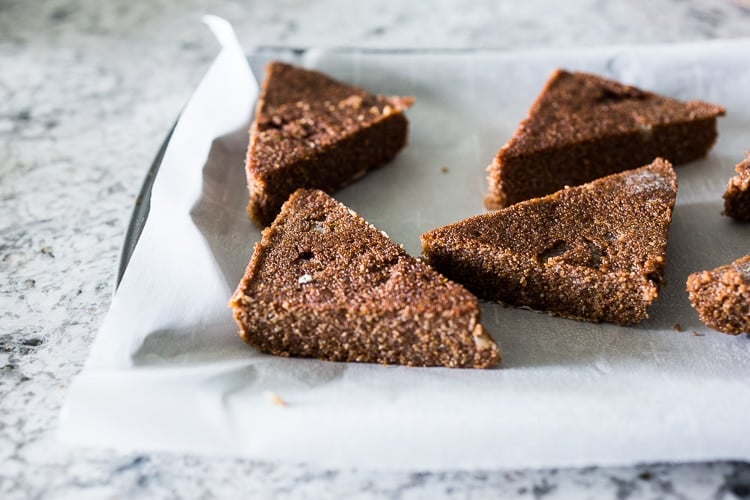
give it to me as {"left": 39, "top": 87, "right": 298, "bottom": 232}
{"left": 687, "top": 255, "right": 750, "bottom": 335}
{"left": 485, "top": 69, "right": 724, "bottom": 209}
{"left": 723, "top": 154, "right": 750, "bottom": 222}
{"left": 230, "top": 189, "right": 500, "bottom": 368}
{"left": 246, "top": 62, "right": 414, "bottom": 227}
{"left": 424, "top": 158, "right": 678, "bottom": 325}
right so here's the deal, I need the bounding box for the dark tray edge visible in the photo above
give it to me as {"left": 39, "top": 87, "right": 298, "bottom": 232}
{"left": 115, "top": 120, "right": 177, "bottom": 291}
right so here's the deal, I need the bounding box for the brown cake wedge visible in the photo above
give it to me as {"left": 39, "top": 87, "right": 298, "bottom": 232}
{"left": 424, "top": 158, "right": 678, "bottom": 325}
{"left": 485, "top": 69, "right": 724, "bottom": 209}
{"left": 230, "top": 189, "right": 500, "bottom": 368}
{"left": 246, "top": 62, "right": 414, "bottom": 227}
{"left": 723, "top": 153, "right": 750, "bottom": 222}
{"left": 687, "top": 255, "right": 750, "bottom": 335}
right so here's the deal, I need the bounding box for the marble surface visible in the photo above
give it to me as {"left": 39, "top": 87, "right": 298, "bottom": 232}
{"left": 2, "top": 0, "right": 750, "bottom": 498}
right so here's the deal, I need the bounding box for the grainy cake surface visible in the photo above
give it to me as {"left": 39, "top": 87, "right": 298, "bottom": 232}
{"left": 723, "top": 154, "right": 750, "bottom": 221}
{"left": 230, "top": 189, "right": 500, "bottom": 368}
{"left": 246, "top": 62, "right": 414, "bottom": 227}
{"left": 687, "top": 254, "right": 750, "bottom": 335}
{"left": 485, "top": 69, "right": 724, "bottom": 209}
{"left": 425, "top": 158, "right": 678, "bottom": 325}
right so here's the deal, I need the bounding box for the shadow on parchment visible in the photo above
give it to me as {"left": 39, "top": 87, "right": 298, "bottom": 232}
{"left": 189, "top": 126, "right": 262, "bottom": 291}
{"left": 132, "top": 327, "right": 347, "bottom": 391}
{"left": 129, "top": 127, "right": 261, "bottom": 369}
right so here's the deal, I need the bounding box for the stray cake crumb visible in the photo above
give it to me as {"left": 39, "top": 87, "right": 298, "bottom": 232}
{"left": 673, "top": 323, "right": 683, "bottom": 332}
{"left": 692, "top": 331, "right": 705, "bottom": 337}
{"left": 264, "top": 391, "right": 287, "bottom": 406}
{"left": 440, "top": 166, "right": 449, "bottom": 174}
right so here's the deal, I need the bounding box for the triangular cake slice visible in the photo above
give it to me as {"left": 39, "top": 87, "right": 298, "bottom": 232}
{"left": 425, "top": 158, "right": 678, "bottom": 325}
{"left": 230, "top": 189, "right": 500, "bottom": 368}
{"left": 687, "top": 254, "right": 750, "bottom": 335}
{"left": 246, "top": 62, "right": 414, "bottom": 227}
{"left": 723, "top": 153, "right": 750, "bottom": 221}
{"left": 485, "top": 69, "right": 723, "bottom": 209}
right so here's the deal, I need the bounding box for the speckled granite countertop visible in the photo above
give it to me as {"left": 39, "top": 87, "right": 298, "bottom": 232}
{"left": 2, "top": 1, "right": 750, "bottom": 498}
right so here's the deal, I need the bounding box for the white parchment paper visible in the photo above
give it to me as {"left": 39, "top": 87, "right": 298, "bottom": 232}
{"left": 59, "top": 19, "right": 750, "bottom": 469}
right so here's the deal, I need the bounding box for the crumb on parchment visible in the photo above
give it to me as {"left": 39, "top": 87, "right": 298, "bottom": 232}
{"left": 264, "top": 391, "right": 287, "bottom": 406}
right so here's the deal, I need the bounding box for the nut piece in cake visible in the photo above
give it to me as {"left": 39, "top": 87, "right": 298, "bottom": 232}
{"left": 723, "top": 153, "right": 750, "bottom": 222}
{"left": 424, "top": 158, "right": 678, "bottom": 325}
{"left": 485, "top": 69, "right": 723, "bottom": 209}
{"left": 246, "top": 62, "right": 414, "bottom": 227}
{"left": 687, "top": 254, "right": 750, "bottom": 335}
{"left": 230, "top": 189, "right": 500, "bottom": 369}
